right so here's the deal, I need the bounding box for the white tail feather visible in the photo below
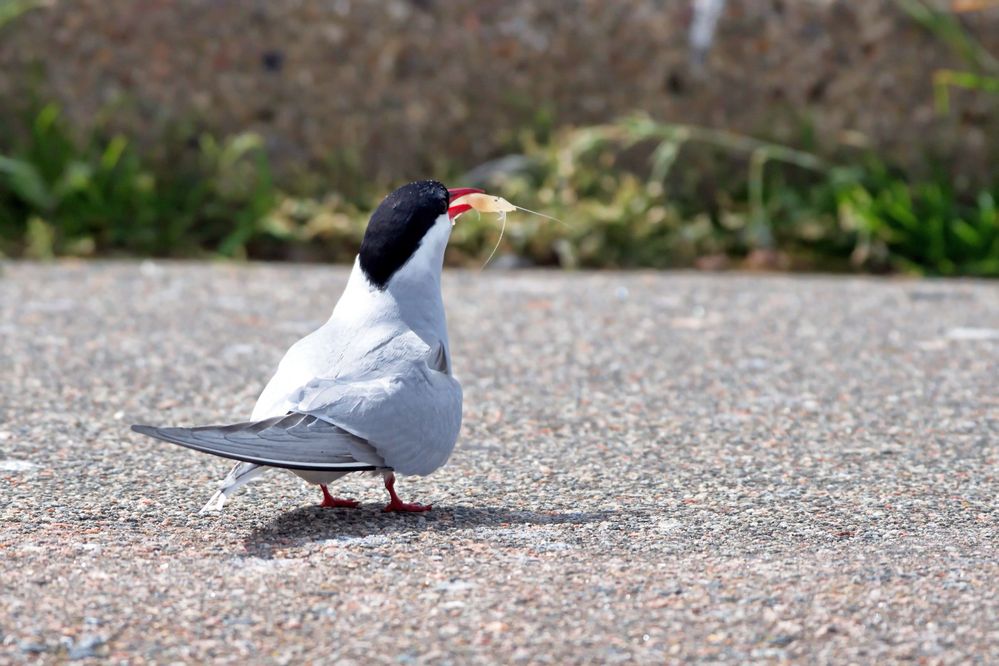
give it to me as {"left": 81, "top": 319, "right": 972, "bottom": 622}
{"left": 199, "top": 462, "right": 268, "bottom": 513}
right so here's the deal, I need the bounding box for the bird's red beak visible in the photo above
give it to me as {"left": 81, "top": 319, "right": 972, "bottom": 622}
{"left": 447, "top": 187, "right": 484, "bottom": 221}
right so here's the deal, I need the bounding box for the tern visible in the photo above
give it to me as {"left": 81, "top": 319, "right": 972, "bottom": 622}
{"left": 133, "top": 180, "right": 483, "bottom": 513}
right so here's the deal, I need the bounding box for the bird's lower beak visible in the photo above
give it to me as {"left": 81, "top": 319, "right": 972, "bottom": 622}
{"left": 447, "top": 187, "right": 484, "bottom": 221}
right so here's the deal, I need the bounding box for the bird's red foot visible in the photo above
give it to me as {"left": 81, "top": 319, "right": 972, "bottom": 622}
{"left": 381, "top": 472, "right": 431, "bottom": 513}
{"left": 382, "top": 499, "right": 432, "bottom": 513}
{"left": 319, "top": 484, "right": 358, "bottom": 508}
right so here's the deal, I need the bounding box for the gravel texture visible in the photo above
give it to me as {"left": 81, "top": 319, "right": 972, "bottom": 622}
{"left": 1, "top": 261, "right": 997, "bottom": 664}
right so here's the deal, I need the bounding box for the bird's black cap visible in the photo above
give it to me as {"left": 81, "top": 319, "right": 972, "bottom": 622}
{"left": 359, "top": 180, "right": 449, "bottom": 289}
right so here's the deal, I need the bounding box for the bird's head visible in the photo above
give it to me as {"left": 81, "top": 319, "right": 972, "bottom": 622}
{"left": 359, "top": 180, "right": 482, "bottom": 289}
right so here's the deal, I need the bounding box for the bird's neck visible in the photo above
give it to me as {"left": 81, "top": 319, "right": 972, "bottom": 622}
{"left": 336, "top": 257, "right": 449, "bottom": 350}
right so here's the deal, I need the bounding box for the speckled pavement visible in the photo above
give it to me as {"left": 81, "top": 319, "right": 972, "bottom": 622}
{"left": 1, "top": 261, "right": 997, "bottom": 664}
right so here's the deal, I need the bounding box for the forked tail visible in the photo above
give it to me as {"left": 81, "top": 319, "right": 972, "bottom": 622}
{"left": 200, "top": 462, "right": 269, "bottom": 513}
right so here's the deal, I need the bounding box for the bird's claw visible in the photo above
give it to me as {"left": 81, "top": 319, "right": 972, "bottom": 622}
{"left": 320, "top": 497, "right": 360, "bottom": 508}
{"left": 319, "top": 484, "right": 359, "bottom": 508}
{"left": 382, "top": 500, "right": 432, "bottom": 513}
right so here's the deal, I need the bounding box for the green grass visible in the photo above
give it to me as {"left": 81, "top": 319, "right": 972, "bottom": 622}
{"left": 0, "top": 104, "right": 277, "bottom": 258}
{"left": 0, "top": 106, "right": 997, "bottom": 276}
{"left": 453, "top": 117, "right": 999, "bottom": 276}
{"left": 2, "top": 1, "right": 997, "bottom": 275}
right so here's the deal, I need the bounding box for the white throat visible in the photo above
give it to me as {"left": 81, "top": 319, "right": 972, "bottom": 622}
{"left": 334, "top": 212, "right": 452, "bottom": 351}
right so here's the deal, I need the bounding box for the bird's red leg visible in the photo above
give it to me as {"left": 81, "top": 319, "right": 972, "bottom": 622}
{"left": 382, "top": 472, "right": 431, "bottom": 513}
{"left": 319, "top": 484, "right": 359, "bottom": 508}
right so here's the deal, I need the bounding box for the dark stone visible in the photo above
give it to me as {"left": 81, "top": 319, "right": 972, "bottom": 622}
{"left": 261, "top": 50, "right": 284, "bottom": 72}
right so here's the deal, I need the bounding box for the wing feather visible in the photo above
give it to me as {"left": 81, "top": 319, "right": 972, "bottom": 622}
{"left": 290, "top": 354, "right": 462, "bottom": 476}
{"left": 131, "top": 413, "right": 387, "bottom": 471}
{"left": 136, "top": 333, "right": 461, "bottom": 477}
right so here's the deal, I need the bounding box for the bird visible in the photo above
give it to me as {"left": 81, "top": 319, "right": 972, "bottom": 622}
{"left": 132, "top": 180, "right": 483, "bottom": 513}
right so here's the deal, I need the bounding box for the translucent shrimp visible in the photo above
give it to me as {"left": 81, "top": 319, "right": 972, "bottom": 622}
{"left": 451, "top": 192, "right": 569, "bottom": 269}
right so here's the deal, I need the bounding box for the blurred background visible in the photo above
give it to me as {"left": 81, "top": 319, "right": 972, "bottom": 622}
{"left": 0, "top": 0, "right": 996, "bottom": 275}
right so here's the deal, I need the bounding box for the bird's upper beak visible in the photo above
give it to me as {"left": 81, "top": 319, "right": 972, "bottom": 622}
{"left": 447, "top": 187, "right": 485, "bottom": 221}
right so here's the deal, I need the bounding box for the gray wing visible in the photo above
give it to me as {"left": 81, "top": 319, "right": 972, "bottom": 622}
{"left": 291, "top": 343, "right": 462, "bottom": 476}
{"left": 131, "top": 413, "right": 387, "bottom": 471}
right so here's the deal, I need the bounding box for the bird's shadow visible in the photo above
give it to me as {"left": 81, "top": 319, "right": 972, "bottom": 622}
{"left": 242, "top": 504, "right": 615, "bottom": 558}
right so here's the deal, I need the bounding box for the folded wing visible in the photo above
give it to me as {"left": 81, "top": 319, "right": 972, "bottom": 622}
{"left": 290, "top": 343, "right": 462, "bottom": 476}
{"left": 131, "top": 413, "right": 386, "bottom": 471}
{"left": 134, "top": 337, "right": 461, "bottom": 476}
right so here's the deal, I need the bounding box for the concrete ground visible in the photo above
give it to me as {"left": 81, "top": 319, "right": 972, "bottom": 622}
{"left": 0, "top": 261, "right": 997, "bottom": 664}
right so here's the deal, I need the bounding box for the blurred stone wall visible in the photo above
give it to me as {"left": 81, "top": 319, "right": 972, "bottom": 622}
{"left": 0, "top": 0, "right": 996, "bottom": 182}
